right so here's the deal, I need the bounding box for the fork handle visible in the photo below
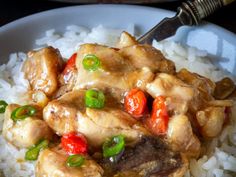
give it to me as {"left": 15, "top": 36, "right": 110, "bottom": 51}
{"left": 222, "top": 0, "right": 235, "bottom": 5}
{"left": 181, "top": 0, "right": 235, "bottom": 25}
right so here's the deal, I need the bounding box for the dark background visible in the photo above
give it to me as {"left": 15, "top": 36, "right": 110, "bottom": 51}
{"left": 0, "top": 0, "right": 236, "bottom": 34}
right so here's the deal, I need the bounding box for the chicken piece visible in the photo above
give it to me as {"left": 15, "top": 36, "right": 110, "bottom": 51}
{"left": 125, "top": 67, "right": 155, "bottom": 91}
{"left": 177, "top": 69, "right": 215, "bottom": 96}
{"left": 167, "top": 114, "right": 201, "bottom": 158}
{"left": 43, "top": 90, "right": 147, "bottom": 147}
{"left": 80, "top": 107, "right": 147, "bottom": 147}
{"left": 176, "top": 69, "right": 216, "bottom": 112}
{"left": 207, "top": 99, "right": 233, "bottom": 107}
{"left": 76, "top": 43, "right": 134, "bottom": 73}
{"left": 2, "top": 104, "right": 52, "bottom": 148}
{"left": 119, "top": 44, "right": 176, "bottom": 74}
{"left": 116, "top": 31, "right": 138, "bottom": 48}
{"left": 146, "top": 73, "right": 194, "bottom": 115}
{"left": 196, "top": 106, "right": 225, "bottom": 138}
{"left": 214, "top": 77, "right": 235, "bottom": 99}
{"left": 22, "top": 47, "right": 64, "bottom": 97}
{"left": 43, "top": 91, "right": 85, "bottom": 135}
{"left": 31, "top": 90, "right": 50, "bottom": 108}
{"left": 74, "top": 44, "right": 154, "bottom": 100}
{"left": 36, "top": 146, "right": 103, "bottom": 177}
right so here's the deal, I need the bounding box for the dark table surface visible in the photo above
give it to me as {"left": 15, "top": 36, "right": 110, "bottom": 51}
{"left": 1, "top": 0, "right": 236, "bottom": 34}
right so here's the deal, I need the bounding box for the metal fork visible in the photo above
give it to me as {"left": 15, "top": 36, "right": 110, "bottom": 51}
{"left": 138, "top": 0, "right": 235, "bottom": 44}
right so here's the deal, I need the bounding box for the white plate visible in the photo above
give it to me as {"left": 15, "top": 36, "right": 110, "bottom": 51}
{"left": 0, "top": 4, "right": 236, "bottom": 74}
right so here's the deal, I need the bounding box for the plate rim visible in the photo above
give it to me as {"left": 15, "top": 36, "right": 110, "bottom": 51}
{"left": 0, "top": 4, "right": 173, "bottom": 32}
{"left": 0, "top": 4, "right": 235, "bottom": 37}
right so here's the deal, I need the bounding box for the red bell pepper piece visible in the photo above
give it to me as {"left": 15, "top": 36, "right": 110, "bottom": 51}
{"left": 62, "top": 53, "right": 77, "bottom": 75}
{"left": 61, "top": 132, "right": 87, "bottom": 155}
{"left": 124, "top": 88, "right": 147, "bottom": 119}
{"left": 147, "top": 96, "right": 169, "bottom": 135}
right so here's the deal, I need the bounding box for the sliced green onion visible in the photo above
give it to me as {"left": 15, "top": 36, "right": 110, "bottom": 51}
{"left": 11, "top": 105, "right": 37, "bottom": 122}
{"left": 25, "top": 139, "right": 49, "bottom": 161}
{"left": 66, "top": 154, "right": 85, "bottom": 167}
{"left": 85, "top": 89, "right": 105, "bottom": 109}
{"left": 82, "top": 54, "right": 100, "bottom": 71}
{"left": 103, "top": 135, "right": 125, "bottom": 158}
{"left": 0, "top": 100, "right": 8, "bottom": 113}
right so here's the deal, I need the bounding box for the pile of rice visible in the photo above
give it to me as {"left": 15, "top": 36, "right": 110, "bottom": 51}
{"left": 0, "top": 25, "right": 235, "bottom": 177}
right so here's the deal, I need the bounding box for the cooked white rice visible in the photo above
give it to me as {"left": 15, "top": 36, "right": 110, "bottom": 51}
{"left": 0, "top": 25, "right": 235, "bottom": 177}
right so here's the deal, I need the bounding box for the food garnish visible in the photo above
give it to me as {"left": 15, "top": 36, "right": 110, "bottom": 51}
{"left": 66, "top": 154, "right": 85, "bottom": 167}
{"left": 0, "top": 100, "right": 8, "bottom": 113}
{"left": 85, "top": 89, "right": 105, "bottom": 109}
{"left": 124, "top": 88, "right": 147, "bottom": 119}
{"left": 82, "top": 54, "right": 100, "bottom": 71}
{"left": 11, "top": 105, "right": 37, "bottom": 122}
{"left": 25, "top": 139, "right": 49, "bottom": 161}
{"left": 102, "top": 135, "right": 125, "bottom": 158}
{"left": 61, "top": 132, "right": 88, "bottom": 155}
{"left": 147, "top": 96, "right": 169, "bottom": 135}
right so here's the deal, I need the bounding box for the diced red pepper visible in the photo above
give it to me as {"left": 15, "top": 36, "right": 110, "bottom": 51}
{"left": 124, "top": 88, "right": 147, "bottom": 119}
{"left": 61, "top": 132, "right": 87, "bottom": 155}
{"left": 146, "top": 96, "right": 169, "bottom": 135}
{"left": 62, "top": 53, "right": 77, "bottom": 75}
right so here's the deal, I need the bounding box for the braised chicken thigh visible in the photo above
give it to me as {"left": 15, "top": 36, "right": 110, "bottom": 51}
{"left": 43, "top": 90, "right": 147, "bottom": 147}
{"left": 22, "top": 47, "right": 64, "bottom": 97}
{"left": 2, "top": 104, "right": 52, "bottom": 148}
{"left": 36, "top": 146, "right": 103, "bottom": 177}
{"left": 119, "top": 44, "right": 175, "bottom": 74}
{"left": 73, "top": 44, "right": 155, "bottom": 101}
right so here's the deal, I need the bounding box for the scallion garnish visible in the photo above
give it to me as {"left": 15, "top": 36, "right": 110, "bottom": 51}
{"left": 0, "top": 100, "right": 8, "bottom": 113}
{"left": 25, "top": 139, "right": 49, "bottom": 161}
{"left": 82, "top": 54, "right": 100, "bottom": 71}
{"left": 11, "top": 105, "right": 37, "bottom": 122}
{"left": 102, "top": 135, "right": 125, "bottom": 158}
{"left": 66, "top": 154, "right": 85, "bottom": 167}
{"left": 85, "top": 89, "right": 105, "bottom": 109}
